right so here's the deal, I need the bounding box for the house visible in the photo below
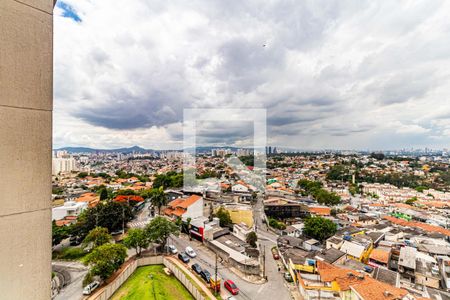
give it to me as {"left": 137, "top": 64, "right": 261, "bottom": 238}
{"left": 164, "top": 195, "right": 204, "bottom": 220}
{"left": 283, "top": 223, "right": 304, "bottom": 238}
{"left": 369, "top": 248, "right": 390, "bottom": 268}
{"left": 398, "top": 246, "right": 416, "bottom": 280}
{"left": 52, "top": 201, "right": 87, "bottom": 221}
{"left": 231, "top": 183, "right": 249, "bottom": 193}
{"left": 75, "top": 192, "right": 100, "bottom": 208}
{"left": 315, "top": 248, "right": 346, "bottom": 265}
{"left": 297, "top": 260, "right": 412, "bottom": 300}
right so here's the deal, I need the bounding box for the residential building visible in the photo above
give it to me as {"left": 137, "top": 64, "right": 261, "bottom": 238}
{"left": 164, "top": 195, "right": 204, "bottom": 220}
{"left": 52, "top": 201, "right": 87, "bottom": 221}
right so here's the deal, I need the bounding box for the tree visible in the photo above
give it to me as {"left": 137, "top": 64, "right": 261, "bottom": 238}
{"left": 144, "top": 216, "right": 179, "bottom": 252}
{"left": 313, "top": 189, "right": 341, "bottom": 206}
{"left": 99, "top": 188, "right": 108, "bottom": 201}
{"left": 72, "top": 202, "right": 133, "bottom": 238}
{"left": 405, "top": 197, "right": 418, "bottom": 205}
{"left": 150, "top": 187, "right": 168, "bottom": 215}
{"left": 246, "top": 231, "right": 258, "bottom": 248}
{"left": 123, "top": 228, "right": 150, "bottom": 256}
{"left": 214, "top": 206, "right": 232, "bottom": 227}
{"left": 52, "top": 221, "right": 71, "bottom": 246}
{"left": 83, "top": 243, "right": 127, "bottom": 280}
{"left": 82, "top": 227, "right": 112, "bottom": 249}
{"left": 303, "top": 217, "right": 337, "bottom": 241}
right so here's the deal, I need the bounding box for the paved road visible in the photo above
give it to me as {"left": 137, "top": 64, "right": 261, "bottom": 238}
{"left": 53, "top": 261, "right": 88, "bottom": 300}
{"left": 169, "top": 232, "right": 291, "bottom": 300}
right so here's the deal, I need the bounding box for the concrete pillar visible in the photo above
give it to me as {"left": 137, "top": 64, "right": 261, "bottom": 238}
{"left": 0, "top": 0, "right": 53, "bottom": 299}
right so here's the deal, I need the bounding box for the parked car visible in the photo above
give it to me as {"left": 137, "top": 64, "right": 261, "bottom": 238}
{"left": 272, "top": 249, "right": 280, "bottom": 260}
{"left": 178, "top": 252, "right": 190, "bottom": 263}
{"left": 82, "top": 281, "right": 100, "bottom": 295}
{"left": 168, "top": 245, "right": 178, "bottom": 254}
{"left": 200, "top": 270, "right": 211, "bottom": 283}
{"left": 224, "top": 279, "right": 239, "bottom": 295}
{"left": 185, "top": 246, "right": 197, "bottom": 258}
{"left": 191, "top": 263, "right": 202, "bottom": 274}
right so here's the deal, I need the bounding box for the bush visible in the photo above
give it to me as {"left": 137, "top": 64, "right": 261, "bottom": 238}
{"left": 82, "top": 272, "right": 94, "bottom": 287}
{"left": 54, "top": 247, "right": 87, "bottom": 260}
{"left": 268, "top": 218, "right": 286, "bottom": 230}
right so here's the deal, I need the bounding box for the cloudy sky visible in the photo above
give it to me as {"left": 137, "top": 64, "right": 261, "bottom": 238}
{"left": 54, "top": 0, "right": 450, "bottom": 150}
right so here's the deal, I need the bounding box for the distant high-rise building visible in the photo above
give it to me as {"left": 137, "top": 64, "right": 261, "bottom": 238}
{"left": 52, "top": 157, "right": 77, "bottom": 175}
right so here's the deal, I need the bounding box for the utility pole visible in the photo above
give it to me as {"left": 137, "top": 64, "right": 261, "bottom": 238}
{"left": 214, "top": 252, "right": 218, "bottom": 295}
{"left": 122, "top": 206, "right": 125, "bottom": 234}
{"left": 262, "top": 245, "right": 266, "bottom": 280}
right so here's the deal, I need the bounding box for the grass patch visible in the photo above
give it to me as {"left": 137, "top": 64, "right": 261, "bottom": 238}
{"left": 111, "top": 265, "right": 195, "bottom": 300}
{"left": 52, "top": 247, "right": 87, "bottom": 261}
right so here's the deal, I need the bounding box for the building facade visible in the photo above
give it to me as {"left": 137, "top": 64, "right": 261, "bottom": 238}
{"left": 0, "top": 0, "right": 53, "bottom": 298}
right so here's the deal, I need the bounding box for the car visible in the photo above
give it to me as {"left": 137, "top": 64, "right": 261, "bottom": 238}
{"left": 227, "top": 297, "right": 237, "bottom": 300}
{"left": 191, "top": 263, "right": 202, "bottom": 274}
{"left": 200, "top": 270, "right": 211, "bottom": 283}
{"left": 272, "top": 250, "right": 280, "bottom": 260}
{"left": 168, "top": 245, "right": 178, "bottom": 254}
{"left": 224, "top": 279, "right": 239, "bottom": 295}
{"left": 82, "top": 281, "right": 100, "bottom": 295}
{"left": 178, "top": 252, "right": 190, "bottom": 263}
{"left": 185, "top": 246, "right": 197, "bottom": 258}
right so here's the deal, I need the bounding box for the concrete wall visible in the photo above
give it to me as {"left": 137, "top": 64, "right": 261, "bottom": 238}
{"left": 0, "top": 0, "right": 53, "bottom": 299}
{"left": 89, "top": 256, "right": 207, "bottom": 300}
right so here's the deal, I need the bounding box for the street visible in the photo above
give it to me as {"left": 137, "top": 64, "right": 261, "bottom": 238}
{"left": 169, "top": 229, "right": 291, "bottom": 300}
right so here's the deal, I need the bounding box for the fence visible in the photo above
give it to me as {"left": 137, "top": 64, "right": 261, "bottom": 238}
{"left": 88, "top": 255, "right": 208, "bottom": 300}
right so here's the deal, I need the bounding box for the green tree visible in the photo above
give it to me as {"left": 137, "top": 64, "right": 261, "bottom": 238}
{"left": 214, "top": 206, "right": 232, "bottom": 227}
{"left": 297, "top": 179, "right": 322, "bottom": 195}
{"left": 313, "top": 189, "right": 341, "bottom": 206}
{"left": 405, "top": 197, "right": 418, "bottom": 205}
{"left": 303, "top": 217, "right": 337, "bottom": 241}
{"left": 52, "top": 221, "right": 71, "bottom": 246}
{"left": 82, "top": 227, "right": 112, "bottom": 249}
{"left": 72, "top": 202, "right": 133, "bottom": 238}
{"left": 123, "top": 228, "right": 150, "bottom": 256}
{"left": 99, "top": 188, "right": 108, "bottom": 201}
{"left": 246, "top": 231, "right": 258, "bottom": 248}
{"left": 77, "top": 172, "right": 89, "bottom": 178}
{"left": 83, "top": 243, "right": 127, "bottom": 280}
{"left": 150, "top": 187, "right": 168, "bottom": 215}
{"left": 144, "top": 216, "right": 179, "bottom": 252}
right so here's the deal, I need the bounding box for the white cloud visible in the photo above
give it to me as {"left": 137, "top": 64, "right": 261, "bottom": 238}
{"left": 54, "top": 0, "right": 450, "bottom": 149}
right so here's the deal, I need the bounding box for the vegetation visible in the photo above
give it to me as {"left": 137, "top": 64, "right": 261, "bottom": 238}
{"left": 52, "top": 220, "right": 71, "bottom": 246}
{"left": 71, "top": 202, "right": 133, "bottom": 239}
{"left": 110, "top": 265, "right": 194, "bottom": 300}
{"left": 123, "top": 228, "right": 150, "bottom": 257}
{"left": 82, "top": 227, "right": 112, "bottom": 249}
{"left": 214, "top": 207, "right": 232, "bottom": 227}
{"left": 303, "top": 217, "right": 337, "bottom": 241}
{"left": 405, "top": 196, "right": 418, "bottom": 205}
{"left": 53, "top": 247, "right": 87, "bottom": 261}
{"left": 152, "top": 171, "right": 183, "bottom": 189}
{"left": 268, "top": 218, "right": 286, "bottom": 230}
{"left": 313, "top": 189, "right": 341, "bottom": 206}
{"left": 150, "top": 187, "right": 168, "bottom": 215}
{"left": 246, "top": 231, "right": 258, "bottom": 248}
{"left": 83, "top": 243, "right": 128, "bottom": 280}
{"left": 297, "top": 179, "right": 341, "bottom": 206}
{"left": 144, "top": 216, "right": 179, "bottom": 251}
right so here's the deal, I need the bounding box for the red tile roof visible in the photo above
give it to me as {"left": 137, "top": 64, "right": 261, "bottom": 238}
{"left": 384, "top": 216, "right": 450, "bottom": 237}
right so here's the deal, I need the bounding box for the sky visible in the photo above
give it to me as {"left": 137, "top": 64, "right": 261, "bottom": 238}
{"left": 54, "top": 0, "right": 450, "bottom": 150}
